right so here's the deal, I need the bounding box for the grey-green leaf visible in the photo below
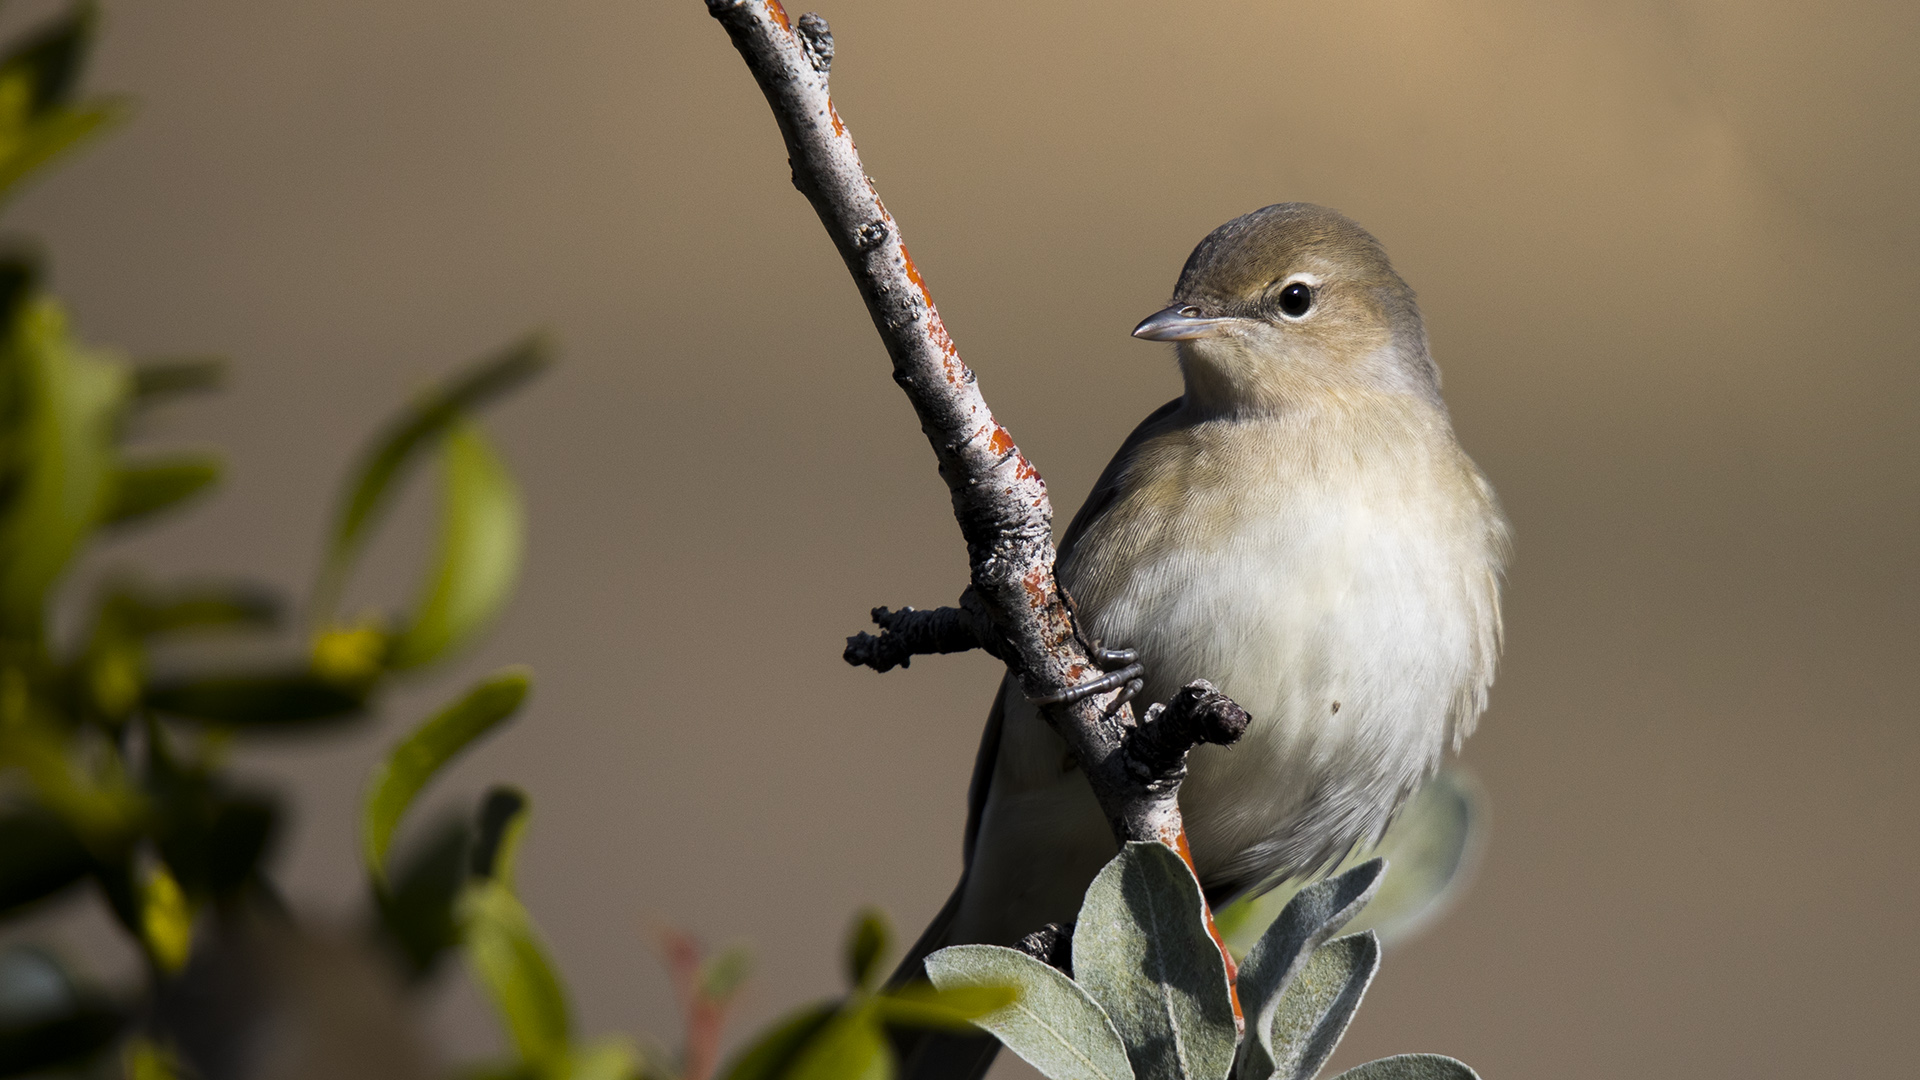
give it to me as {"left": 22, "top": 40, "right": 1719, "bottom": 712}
{"left": 926, "top": 943, "right": 1134, "bottom": 1080}
{"left": 1072, "top": 842, "right": 1236, "bottom": 1080}
{"left": 1326, "top": 1055, "right": 1480, "bottom": 1080}
{"left": 1235, "top": 860, "right": 1384, "bottom": 1080}
{"left": 1267, "top": 933, "right": 1380, "bottom": 1080}
{"left": 1217, "top": 766, "right": 1485, "bottom": 956}
{"left": 385, "top": 418, "right": 523, "bottom": 669}
{"left": 313, "top": 336, "right": 546, "bottom": 624}
{"left": 362, "top": 668, "right": 530, "bottom": 883}
{"left": 103, "top": 455, "right": 220, "bottom": 527}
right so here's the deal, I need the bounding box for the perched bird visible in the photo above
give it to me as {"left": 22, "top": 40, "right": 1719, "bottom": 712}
{"left": 897, "top": 203, "right": 1509, "bottom": 1078}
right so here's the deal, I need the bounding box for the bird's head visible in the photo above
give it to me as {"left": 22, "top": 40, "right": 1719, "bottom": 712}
{"left": 1134, "top": 203, "right": 1438, "bottom": 414}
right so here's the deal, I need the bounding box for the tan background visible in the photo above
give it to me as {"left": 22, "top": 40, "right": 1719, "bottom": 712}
{"left": 8, "top": 0, "right": 1917, "bottom": 1076}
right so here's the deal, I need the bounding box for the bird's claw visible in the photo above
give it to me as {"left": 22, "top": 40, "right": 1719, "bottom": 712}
{"left": 1030, "top": 640, "right": 1147, "bottom": 710}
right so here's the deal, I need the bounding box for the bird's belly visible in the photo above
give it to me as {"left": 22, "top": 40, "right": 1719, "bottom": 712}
{"left": 1078, "top": 496, "right": 1485, "bottom": 896}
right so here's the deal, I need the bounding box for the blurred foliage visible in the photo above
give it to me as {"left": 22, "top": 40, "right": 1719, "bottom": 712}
{"left": 0, "top": 7, "right": 1489, "bottom": 1080}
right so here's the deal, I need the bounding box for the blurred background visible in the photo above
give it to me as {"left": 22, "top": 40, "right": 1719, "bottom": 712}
{"left": 6, "top": 0, "right": 1916, "bottom": 1076}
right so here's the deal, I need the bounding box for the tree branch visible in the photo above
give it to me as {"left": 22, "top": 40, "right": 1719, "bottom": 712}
{"left": 702, "top": 0, "right": 1238, "bottom": 862}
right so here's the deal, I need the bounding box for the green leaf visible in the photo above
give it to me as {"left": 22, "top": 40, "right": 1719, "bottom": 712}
{"left": 1263, "top": 933, "right": 1380, "bottom": 1080}
{"left": 0, "top": 296, "right": 129, "bottom": 638}
{"left": 460, "top": 877, "right": 572, "bottom": 1066}
{"left": 386, "top": 420, "right": 523, "bottom": 669}
{"left": 871, "top": 980, "right": 1016, "bottom": 1033}
{"left": 129, "top": 356, "right": 224, "bottom": 404}
{"left": 102, "top": 454, "right": 221, "bottom": 527}
{"left": 1325, "top": 1055, "right": 1480, "bottom": 1080}
{"left": 104, "top": 581, "right": 279, "bottom": 637}
{"left": 0, "top": 808, "right": 91, "bottom": 917}
{"left": 362, "top": 668, "right": 529, "bottom": 883}
{"left": 566, "top": 1039, "right": 642, "bottom": 1080}
{"left": 1217, "top": 767, "right": 1484, "bottom": 956}
{"left": 1235, "top": 861, "right": 1384, "bottom": 1080}
{"left": 1072, "top": 842, "right": 1236, "bottom": 1080}
{"left": 143, "top": 670, "right": 366, "bottom": 726}
{"left": 469, "top": 786, "right": 530, "bottom": 883}
{"left": 716, "top": 1001, "right": 837, "bottom": 1080}
{"left": 845, "top": 907, "right": 890, "bottom": 991}
{"left": 785, "top": 1003, "right": 891, "bottom": 1080}
{"left": 313, "top": 336, "right": 547, "bottom": 625}
{"left": 926, "top": 944, "right": 1133, "bottom": 1080}
{"left": 0, "top": 4, "right": 126, "bottom": 205}
{"left": 139, "top": 862, "right": 192, "bottom": 973}
{"left": 700, "top": 943, "right": 754, "bottom": 1002}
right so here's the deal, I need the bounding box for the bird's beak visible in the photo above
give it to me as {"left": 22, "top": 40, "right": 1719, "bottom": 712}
{"left": 1131, "top": 305, "right": 1242, "bottom": 341}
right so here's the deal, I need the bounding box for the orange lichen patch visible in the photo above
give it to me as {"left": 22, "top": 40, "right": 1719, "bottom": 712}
{"left": 766, "top": 0, "right": 792, "bottom": 33}
{"left": 827, "top": 101, "right": 845, "bottom": 137}
{"left": 1174, "top": 831, "right": 1244, "bottom": 1021}
{"left": 900, "top": 242, "right": 936, "bottom": 308}
{"left": 987, "top": 425, "right": 1015, "bottom": 458}
{"left": 1021, "top": 566, "right": 1052, "bottom": 611}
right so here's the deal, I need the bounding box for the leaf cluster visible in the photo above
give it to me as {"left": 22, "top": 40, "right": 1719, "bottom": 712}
{"left": 927, "top": 845, "right": 1479, "bottom": 1080}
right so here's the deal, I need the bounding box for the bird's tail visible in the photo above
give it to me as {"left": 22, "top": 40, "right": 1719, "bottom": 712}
{"left": 886, "top": 877, "right": 1002, "bottom": 1080}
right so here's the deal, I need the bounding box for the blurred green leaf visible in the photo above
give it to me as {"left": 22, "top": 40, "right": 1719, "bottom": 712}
{"left": 925, "top": 944, "right": 1131, "bottom": 1080}
{"left": 103, "top": 455, "right": 220, "bottom": 527}
{"left": 144, "top": 670, "right": 365, "bottom": 726}
{"left": 460, "top": 878, "right": 571, "bottom": 1067}
{"left": 0, "top": 945, "right": 124, "bottom": 1076}
{"left": 0, "top": 808, "right": 90, "bottom": 917}
{"left": 469, "top": 786, "right": 530, "bottom": 884}
{"left": 387, "top": 421, "right": 523, "bottom": 669}
{"left": 716, "top": 1001, "right": 836, "bottom": 1080}
{"left": 700, "top": 943, "right": 754, "bottom": 1003}
{"left": 376, "top": 815, "right": 470, "bottom": 981}
{"left": 363, "top": 668, "right": 529, "bottom": 883}
{"left": 0, "top": 296, "right": 129, "bottom": 638}
{"left": 870, "top": 981, "right": 1015, "bottom": 1033}
{"left": 121, "top": 1037, "right": 186, "bottom": 1080}
{"left": 566, "top": 1040, "right": 642, "bottom": 1080}
{"left": 0, "top": 722, "right": 144, "bottom": 846}
{"left": 0, "top": 4, "right": 125, "bottom": 206}
{"left": 1327, "top": 1056, "right": 1480, "bottom": 1080}
{"left": 129, "top": 356, "right": 224, "bottom": 404}
{"left": 139, "top": 862, "right": 191, "bottom": 974}
{"left": 1235, "top": 861, "right": 1384, "bottom": 1080}
{"left": 1072, "top": 842, "right": 1235, "bottom": 1080}
{"left": 1263, "top": 933, "right": 1379, "bottom": 1080}
{"left": 785, "top": 1003, "right": 890, "bottom": 1080}
{"left": 845, "top": 908, "right": 889, "bottom": 991}
{"left": 103, "top": 580, "right": 279, "bottom": 637}
{"left": 313, "top": 336, "right": 547, "bottom": 625}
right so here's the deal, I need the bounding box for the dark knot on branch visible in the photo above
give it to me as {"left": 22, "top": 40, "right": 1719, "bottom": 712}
{"left": 796, "top": 13, "right": 834, "bottom": 73}
{"left": 1125, "top": 680, "right": 1251, "bottom": 789}
{"left": 1015, "top": 921, "right": 1073, "bottom": 975}
{"left": 843, "top": 595, "right": 998, "bottom": 672}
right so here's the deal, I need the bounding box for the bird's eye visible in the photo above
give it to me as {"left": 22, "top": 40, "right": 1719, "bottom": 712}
{"left": 1277, "top": 282, "right": 1314, "bottom": 318}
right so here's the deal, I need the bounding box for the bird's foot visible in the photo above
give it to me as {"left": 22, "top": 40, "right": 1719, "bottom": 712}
{"left": 1029, "top": 642, "right": 1146, "bottom": 712}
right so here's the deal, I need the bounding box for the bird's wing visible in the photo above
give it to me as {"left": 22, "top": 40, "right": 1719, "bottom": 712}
{"left": 1056, "top": 396, "right": 1185, "bottom": 566}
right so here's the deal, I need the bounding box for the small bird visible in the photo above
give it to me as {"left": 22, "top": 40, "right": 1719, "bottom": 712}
{"left": 896, "top": 203, "right": 1509, "bottom": 1078}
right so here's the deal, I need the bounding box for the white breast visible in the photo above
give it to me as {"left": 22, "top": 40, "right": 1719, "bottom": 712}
{"left": 1064, "top": 399, "right": 1506, "bottom": 896}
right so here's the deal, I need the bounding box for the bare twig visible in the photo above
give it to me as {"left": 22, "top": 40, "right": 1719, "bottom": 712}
{"left": 702, "top": 0, "right": 1239, "bottom": 885}
{"left": 844, "top": 601, "right": 996, "bottom": 673}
